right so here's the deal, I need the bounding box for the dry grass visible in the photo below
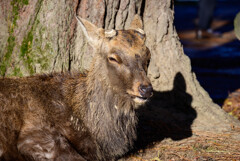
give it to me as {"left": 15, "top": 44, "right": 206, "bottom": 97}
{"left": 123, "top": 127, "right": 240, "bottom": 161}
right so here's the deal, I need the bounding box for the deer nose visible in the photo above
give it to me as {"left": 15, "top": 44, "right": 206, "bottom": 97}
{"left": 138, "top": 84, "right": 153, "bottom": 98}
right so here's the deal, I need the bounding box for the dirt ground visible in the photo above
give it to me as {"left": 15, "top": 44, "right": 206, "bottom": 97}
{"left": 119, "top": 92, "right": 240, "bottom": 161}
{"left": 123, "top": 128, "right": 240, "bottom": 161}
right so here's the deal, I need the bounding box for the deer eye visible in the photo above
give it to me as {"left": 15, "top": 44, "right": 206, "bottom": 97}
{"left": 108, "top": 54, "right": 122, "bottom": 64}
{"left": 108, "top": 57, "right": 118, "bottom": 63}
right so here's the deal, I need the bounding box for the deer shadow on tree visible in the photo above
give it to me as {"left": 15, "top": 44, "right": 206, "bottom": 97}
{"left": 134, "top": 72, "right": 197, "bottom": 151}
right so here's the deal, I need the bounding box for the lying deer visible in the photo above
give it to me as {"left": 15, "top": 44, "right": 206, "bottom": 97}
{"left": 0, "top": 14, "right": 153, "bottom": 161}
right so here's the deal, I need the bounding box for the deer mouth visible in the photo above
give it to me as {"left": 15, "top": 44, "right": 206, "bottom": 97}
{"left": 127, "top": 89, "right": 153, "bottom": 105}
{"left": 133, "top": 96, "right": 148, "bottom": 104}
{"left": 128, "top": 95, "right": 149, "bottom": 105}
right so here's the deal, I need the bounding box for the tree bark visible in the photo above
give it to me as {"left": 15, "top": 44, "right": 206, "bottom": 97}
{"left": 0, "top": 0, "right": 239, "bottom": 142}
{"left": 234, "top": 12, "right": 240, "bottom": 40}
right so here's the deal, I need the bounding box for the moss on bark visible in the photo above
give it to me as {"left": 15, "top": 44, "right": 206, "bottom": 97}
{"left": 20, "top": 30, "right": 34, "bottom": 75}
{"left": 0, "top": 0, "right": 29, "bottom": 76}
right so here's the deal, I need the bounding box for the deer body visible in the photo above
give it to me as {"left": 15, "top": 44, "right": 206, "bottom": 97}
{"left": 0, "top": 15, "right": 152, "bottom": 161}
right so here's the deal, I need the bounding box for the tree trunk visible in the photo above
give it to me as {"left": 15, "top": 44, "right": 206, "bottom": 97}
{"left": 0, "top": 0, "right": 239, "bottom": 148}
{"left": 234, "top": 12, "right": 240, "bottom": 40}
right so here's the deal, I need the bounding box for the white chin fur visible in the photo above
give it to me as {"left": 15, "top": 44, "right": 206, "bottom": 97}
{"left": 133, "top": 97, "right": 147, "bottom": 105}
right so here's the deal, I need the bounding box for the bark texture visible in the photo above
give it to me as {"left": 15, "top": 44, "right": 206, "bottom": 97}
{"left": 234, "top": 12, "right": 240, "bottom": 40}
{"left": 142, "top": 1, "right": 239, "bottom": 132}
{"left": 0, "top": 0, "right": 239, "bottom": 140}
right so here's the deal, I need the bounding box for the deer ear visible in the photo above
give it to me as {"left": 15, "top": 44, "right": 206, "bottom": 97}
{"left": 129, "top": 14, "right": 145, "bottom": 38}
{"left": 76, "top": 15, "right": 104, "bottom": 48}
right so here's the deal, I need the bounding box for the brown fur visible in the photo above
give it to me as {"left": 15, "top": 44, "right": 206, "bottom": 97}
{"left": 0, "top": 16, "right": 152, "bottom": 161}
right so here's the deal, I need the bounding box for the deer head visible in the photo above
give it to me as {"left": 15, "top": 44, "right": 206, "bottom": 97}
{"left": 76, "top": 15, "right": 153, "bottom": 106}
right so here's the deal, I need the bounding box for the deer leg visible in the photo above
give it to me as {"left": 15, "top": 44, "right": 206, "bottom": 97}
{"left": 17, "top": 124, "right": 86, "bottom": 161}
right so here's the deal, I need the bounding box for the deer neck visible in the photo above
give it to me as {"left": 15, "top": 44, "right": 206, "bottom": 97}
{"left": 81, "top": 57, "right": 138, "bottom": 156}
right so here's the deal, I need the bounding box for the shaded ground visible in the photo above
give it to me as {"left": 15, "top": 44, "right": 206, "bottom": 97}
{"left": 122, "top": 1, "right": 240, "bottom": 160}
{"left": 121, "top": 89, "right": 240, "bottom": 160}
{"left": 124, "top": 129, "right": 240, "bottom": 160}
{"left": 121, "top": 72, "right": 240, "bottom": 160}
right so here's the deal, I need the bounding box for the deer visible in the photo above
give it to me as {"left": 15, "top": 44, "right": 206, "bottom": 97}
{"left": 0, "top": 14, "right": 153, "bottom": 161}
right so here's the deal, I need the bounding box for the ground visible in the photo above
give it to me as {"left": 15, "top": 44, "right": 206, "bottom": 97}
{"left": 120, "top": 98, "right": 240, "bottom": 160}
{"left": 122, "top": 1, "right": 240, "bottom": 160}
{"left": 124, "top": 129, "right": 240, "bottom": 160}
